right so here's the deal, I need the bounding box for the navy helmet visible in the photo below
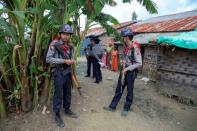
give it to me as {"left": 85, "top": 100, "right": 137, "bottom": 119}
{"left": 89, "top": 35, "right": 100, "bottom": 43}
{"left": 59, "top": 24, "right": 73, "bottom": 34}
{"left": 120, "top": 28, "right": 134, "bottom": 37}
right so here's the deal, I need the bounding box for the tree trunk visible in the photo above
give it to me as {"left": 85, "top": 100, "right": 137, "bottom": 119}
{"left": 20, "top": 65, "right": 32, "bottom": 112}
{"left": 17, "top": 47, "right": 32, "bottom": 112}
{"left": 40, "top": 70, "right": 51, "bottom": 105}
{"left": 85, "top": 0, "right": 95, "bottom": 15}
{"left": 0, "top": 84, "right": 7, "bottom": 119}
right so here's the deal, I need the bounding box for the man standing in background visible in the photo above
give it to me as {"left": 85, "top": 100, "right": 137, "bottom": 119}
{"left": 84, "top": 36, "right": 94, "bottom": 78}
{"left": 90, "top": 35, "right": 104, "bottom": 84}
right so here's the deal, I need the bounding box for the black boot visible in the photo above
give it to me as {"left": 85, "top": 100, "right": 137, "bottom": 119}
{"left": 65, "top": 109, "right": 79, "bottom": 118}
{"left": 103, "top": 106, "right": 115, "bottom": 112}
{"left": 92, "top": 76, "right": 95, "bottom": 79}
{"left": 121, "top": 109, "right": 129, "bottom": 117}
{"left": 84, "top": 75, "right": 90, "bottom": 77}
{"left": 55, "top": 112, "right": 65, "bottom": 128}
{"left": 94, "top": 81, "right": 100, "bottom": 84}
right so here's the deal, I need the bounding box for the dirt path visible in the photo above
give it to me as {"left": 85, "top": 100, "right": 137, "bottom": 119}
{"left": 1, "top": 57, "right": 197, "bottom": 131}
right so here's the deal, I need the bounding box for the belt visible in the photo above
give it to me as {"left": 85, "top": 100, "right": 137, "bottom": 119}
{"left": 51, "top": 64, "right": 70, "bottom": 71}
{"left": 51, "top": 65, "right": 71, "bottom": 76}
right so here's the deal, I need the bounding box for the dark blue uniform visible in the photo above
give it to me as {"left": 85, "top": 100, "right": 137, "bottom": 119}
{"left": 47, "top": 24, "right": 78, "bottom": 128}
{"left": 109, "top": 71, "right": 135, "bottom": 111}
{"left": 92, "top": 43, "right": 104, "bottom": 83}
{"left": 46, "top": 40, "right": 73, "bottom": 113}
{"left": 84, "top": 44, "right": 94, "bottom": 77}
{"left": 109, "top": 42, "right": 142, "bottom": 111}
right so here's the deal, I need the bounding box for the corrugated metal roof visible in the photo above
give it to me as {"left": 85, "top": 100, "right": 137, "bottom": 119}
{"left": 136, "top": 10, "right": 197, "bottom": 25}
{"left": 86, "top": 27, "right": 105, "bottom": 36}
{"left": 86, "top": 21, "right": 133, "bottom": 36}
{"left": 130, "top": 16, "right": 197, "bottom": 33}
{"left": 99, "top": 36, "right": 114, "bottom": 46}
{"left": 86, "top": 10, "right": 197, "bottom": 36}
{"left": 112, "top": 21, "right": 133, "bottom": 29}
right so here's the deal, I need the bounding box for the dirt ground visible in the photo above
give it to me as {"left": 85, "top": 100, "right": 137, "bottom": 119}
{"left": 0, "top": 57, "right": 197, "bottom": 131}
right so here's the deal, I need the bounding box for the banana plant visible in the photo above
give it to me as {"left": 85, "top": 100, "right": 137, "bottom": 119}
{"left": 0, "top": 0, "right": 158, "bottom": 116}
{"left": 0, "top": 0, "right": 33, "bottom": 112}
{"left": 0, "top": 86, "right": 6, "bottom": 118}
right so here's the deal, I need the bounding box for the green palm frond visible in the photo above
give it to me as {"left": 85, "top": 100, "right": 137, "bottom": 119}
{"left": 123, "top": 0, "right": 158, "bottom": 14}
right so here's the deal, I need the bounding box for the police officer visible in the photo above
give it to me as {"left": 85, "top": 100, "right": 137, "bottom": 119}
{"left": 103, "top": 28, "right": 142, "bottom": 116}
{"left": 90, "top": 35, "right": 104, "bottom": 83}
{"left": 46, "top": 24, "right": 78, "bottom": 128}
{"left": 84, "top": 36, "right": 94, "bottom": 77}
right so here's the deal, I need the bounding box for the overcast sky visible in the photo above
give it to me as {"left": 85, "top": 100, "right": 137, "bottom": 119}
{"left": 1, "top": 0, "right": 196, "bottom": 30}
{"left": 80, "top": 0, "right": 197, "bottom": 30}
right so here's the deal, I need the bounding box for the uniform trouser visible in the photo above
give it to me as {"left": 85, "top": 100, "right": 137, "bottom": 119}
{"left": 53, "top": 70, "right": 72, "bottom": 113}
{"left": 109, "top": 71, "right": 135, "bottom": 111}
{"left": 92, "top": 58, "right": 102, "bottom": 82}
{"left": 86, "top": 57, "right": 92, "bottom": 76}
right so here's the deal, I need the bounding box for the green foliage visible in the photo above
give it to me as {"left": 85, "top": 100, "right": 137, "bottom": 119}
{"left": 0, "top": 0, "right": 158, "bottom": 114}
{"left": 123, "top": 0, "right": 158, "bottom": 14}
{"left": 71, "top": 35, "right": 81, "bottom": 46}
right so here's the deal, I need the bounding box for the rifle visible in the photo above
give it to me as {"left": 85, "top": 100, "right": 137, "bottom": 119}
{"left": 54, "top": 43, "right": 82, "bottom": 96}
{"left": 117, "top": 55, "right": 126, "bottom": 94}
{"left": 121, "top": 63, "right": 126, "bottom": 94}
{"left": 120, "top": 45, "right": 139, "bottom": 93}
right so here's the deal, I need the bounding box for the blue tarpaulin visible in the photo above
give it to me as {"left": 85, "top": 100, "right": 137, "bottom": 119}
{"left": 157, "top": 29, "right": 197, "bottom": 49}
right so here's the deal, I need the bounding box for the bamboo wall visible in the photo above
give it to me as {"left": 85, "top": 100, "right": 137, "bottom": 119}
{"left": 142, "top": 46, "right": 158, "bottom": 81}
{"left": 143, "top": 45, "right": 197, "bottom": 103}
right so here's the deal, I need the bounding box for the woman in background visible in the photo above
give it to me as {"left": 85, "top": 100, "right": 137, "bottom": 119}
{"left": 102, "top": 49, "right": 107, "bottom": 68}
{"left": 106, "top": 43, "right": 113, "bottom": 69}
{"left": 111, "top": 46, "right": 118, "bottom": 72}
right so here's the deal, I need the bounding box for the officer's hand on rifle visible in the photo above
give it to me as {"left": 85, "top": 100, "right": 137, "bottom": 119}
{"left": 64, "top": 59, "right": 75, "bottom": 65}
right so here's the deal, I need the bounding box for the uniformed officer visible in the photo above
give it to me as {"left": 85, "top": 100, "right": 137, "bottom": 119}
{"left": 103, "top": 28, "right": 142, "bottom": 116}
{"left": 46, "top": 24, "right": 78, "bottom": 128}
{"left": 84, "top": 36, "right": 94, "bottom": 78}
{"left": 90, "top": 35, "right": 104, "bottom": 83}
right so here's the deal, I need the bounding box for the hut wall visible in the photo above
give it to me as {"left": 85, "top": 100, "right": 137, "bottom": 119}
{"left": 157, "top": 46, "right": 197, "bottom": 102}
{"left": 142, "top": 46, "right": 158, "bottom": 81}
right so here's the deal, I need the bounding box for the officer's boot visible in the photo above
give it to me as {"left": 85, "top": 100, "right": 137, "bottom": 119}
{"left": 103, "top": 106, "right": 116, "bottom": 112}
{"left": 121, "top": 109, "right": 129, "bottom": 117}
{"left": 65, "top": 109, "right": 79, "bottom": 119}
{"left": 55, "top": 111, "right": 65, "bottom": 128}
{"left": 84, "top": 74, "right": 90, "bottom": 77}
{"left": 94, "top": 80, "right": 100, "bottom": 84}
